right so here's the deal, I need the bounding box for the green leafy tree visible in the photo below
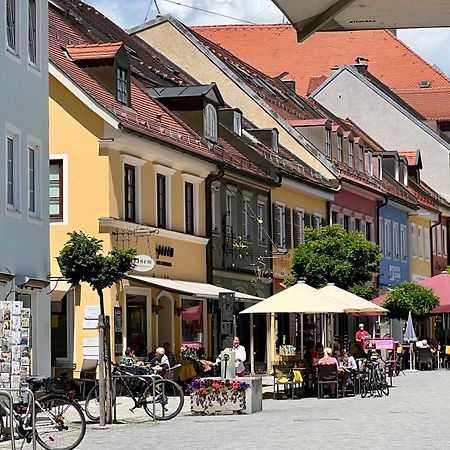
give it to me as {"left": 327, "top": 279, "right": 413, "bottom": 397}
{"left": 58, "top": 231, "right": 136, "bottom": 425}
{"left": 349, "top": 284, "right": 377, "bottom": 300}
{"left": 381, "top": 282, "right": 439, "bottom": 320}
{"left": 291, "top": 225, "right": 382, "bottom": 291}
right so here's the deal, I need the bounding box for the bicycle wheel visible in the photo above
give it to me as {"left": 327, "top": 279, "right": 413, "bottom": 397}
{"left": 378, "top": 372, "right": 390, "bottom": 396}
{"left": 85, "top": 384, "right": 100, "bottom": 422}
{"left": 34, "top": 394, "right": 86, "bottom": 450}
{"left": 143, "top": 379, "right": 184, "bottom": 420}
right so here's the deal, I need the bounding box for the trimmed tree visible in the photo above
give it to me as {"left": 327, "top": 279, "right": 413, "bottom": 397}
{"left": 381, "top": 282, "right": 439, "bottom": 320}
{"left": 58, "top": 231, "right": 136, "bottom": 425}
{"left": 291, "top": 224, "right": 382, "bottom": 292}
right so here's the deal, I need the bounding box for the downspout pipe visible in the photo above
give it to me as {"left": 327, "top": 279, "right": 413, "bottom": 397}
{"left": 205, "top": 165, "right": 225, "bottom": 284}
{"left": 376, "top": 196, "right": 389, "bottom": 246}
{"left": 430, "top": 211, "right": 442, "bottom": 276}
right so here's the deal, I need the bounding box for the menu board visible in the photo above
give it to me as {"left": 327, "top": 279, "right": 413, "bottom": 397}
{"left": 0, "top": 300, "right": 31, "bottom": 389}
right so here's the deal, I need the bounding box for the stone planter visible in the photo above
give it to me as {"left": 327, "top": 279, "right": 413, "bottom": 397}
{"left": 191, "top": 390, "right": 246, "bottom": 414}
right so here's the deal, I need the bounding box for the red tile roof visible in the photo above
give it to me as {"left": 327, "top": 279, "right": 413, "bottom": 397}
{"left": 398, "top": 150, "right": 419, "bottom": 166}
{"left": 48, "top": 6, "right": 273, "bottom": 182}
{"left": 66, "top": 42, "right": 123, "bottom": 61}
{"left": 193, "top": 25, "right": 450, "bottom": 120}
{"left": 288, "top": 118, "right": 328, "bottom": 127}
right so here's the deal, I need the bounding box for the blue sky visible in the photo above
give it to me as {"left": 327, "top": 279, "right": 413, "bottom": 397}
{"left": 86, "top": 0, "right": 450, "bottom": 77}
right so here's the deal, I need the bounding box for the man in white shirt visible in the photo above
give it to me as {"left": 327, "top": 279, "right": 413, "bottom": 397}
{"left": 149, "top": 347, "right": 170, "bottom": 372}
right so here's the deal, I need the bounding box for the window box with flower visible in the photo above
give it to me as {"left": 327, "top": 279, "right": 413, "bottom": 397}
{"left": 189, "top": 378, "right": 250, "bottom": 414}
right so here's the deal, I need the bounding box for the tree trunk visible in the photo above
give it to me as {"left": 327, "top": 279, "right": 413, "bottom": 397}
{"left": 98, "top": 314, "right": 106, "bottom": 427}
{"left": 104, "top": 315, "right": 113, "bottom": 424}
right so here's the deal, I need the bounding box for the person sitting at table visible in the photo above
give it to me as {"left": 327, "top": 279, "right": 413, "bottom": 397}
{"left": 163, "top": 342, "right": 177, "bottom": 368}
{"left": 148, "top": 347, "right": 170, "bottom": 372}
{"left": 120, "top": 347, "right": 137, "bottom": 367}
{"left": 339, "top": 348, "right": 358, "bottom": 391}
{"left": 318, "top": 347, "right": 341, "bottom": 396}
{"left": 332, "top": 341, "right": 341, "bottom": 359}
{"left": 315, "top": 343, "right": 324, "bottom": 360}
{"left": 303, "top": 341, "right": 315, "bottom": 365}
{"left": 352, "top": 342, "right": 367, "bottom": 360}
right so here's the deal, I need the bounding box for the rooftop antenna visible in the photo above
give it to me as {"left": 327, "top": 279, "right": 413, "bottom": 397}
{"left": 155, "top": 0, "right": 161, "bottom": 15}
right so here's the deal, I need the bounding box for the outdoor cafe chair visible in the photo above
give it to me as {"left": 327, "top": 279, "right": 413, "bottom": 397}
{"left": 73, "top": 358, "right": 98, "bottom": 398}
{"left": 317, "top": 364, "right": 339, "bottom": 399}
{"left": 417, "top": 347, "right": 434, "bottom": 371}
{"left": 272, "top": 364, "right": 300, "bottom": 399}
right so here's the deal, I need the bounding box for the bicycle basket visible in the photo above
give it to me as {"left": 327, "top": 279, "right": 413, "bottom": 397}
{"left": 42, "top": 377, "right": 71, "bottom": 394}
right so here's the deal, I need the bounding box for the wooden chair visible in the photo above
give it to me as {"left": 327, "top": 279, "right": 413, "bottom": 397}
{"left": 417, "top": 348, "right": 434, "bottom": 371}
{"left": 73, "top": 359, "right": 98, "bottom": 398}
{"left": 317, "top": 364, "right": 339, "bottom": 399}
{"left": 162, "top": 364, "right": 182, "bottom": 382}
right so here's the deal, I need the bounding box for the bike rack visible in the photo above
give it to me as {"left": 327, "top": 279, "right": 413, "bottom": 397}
{"left": 111, "top": 373, "right": 157, "bottom": 424}
{"left": 0, "top": 387, "right": 36, "bottom": 450}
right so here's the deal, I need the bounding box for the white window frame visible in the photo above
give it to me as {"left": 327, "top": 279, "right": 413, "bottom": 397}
{"left": 257, "top": 200, "right": 267, "bottom": 246}
{"left": 181, "top": 173, "right": 202, "bottom": 236}
{"left": 274, "top": 202, "right": 286, "bottom": 249}
{"left": 121, "top": 154, "right": 145, "bottom": 223}
{"left": 233, "top": 111, "right": 242, "bottom": 136}
{"left": 204, "top": 103, "right": 218, "bottom": 143}
{"left": 117, "top": 67, "right": 128, "bottom": 105}
{"left": 5, "top": 0, "right": 20, "bottom": 60}
{"left": 400, "top": 224, "right": 407, "bottom": 260}
{"left": 358, "top": 145, "right": 364, "bottom": 172}
{"left": 27, "top": 0, "right": 40, "bottom": 71}
{"left": 313, "top": 213, "right": 322, "bottom": 230}
{"left": 348, "top": 141, "right": 353, "bottom": 168}
{"left": 443, "top": 226, "right": 447, "bottom": 258}
{"left": 242, "top": 193, "right": 253, "bottom": 243}
{"left": 53, "top": 289, "right": 75, "bottom": 365}
{"left": 294, "top": 208, "right": 304, "bottom": 247}
{"left": 27, "top": 135, "right": 42, "bottom": 222}
{"left": 424, "top": 227, "right": 430, "bottom": 261}
{"left": 432, "top": 226, "right": 437, "bottom": 255}
{"left": 418, "top": 225, "right": 424, "bottom": 259}
{"left": 337, "top": 135, "right": 343, "bottom": 162}
{"left": 225, "top": 187, "right": 236, "bottom": 237}
{"left": 411, "top": 223, "right": 417, "bottom": 258}
{"left": 365, "top": 218, "right": 374, "bottom": 242}
{"left": 384, "top": 219, "right": 391, "bottom": 258}
{"left": 378, "top": 217, "right": 384, "bottom": 253}
{"left": 49, "top": 154, "right": 68, "bottom": 225}
{"left": 403, "top": 163, "right": 408, "bottom": 186}
{"left": 395, "top": 159, "right": 400, "bottom": 182}
{"left": 437, "top": 225, "right": 443, "bottom": 256}
{"left": 393, "top": 222, "right": 399, "bottom": 260}
{"left": 154, "top": 164, "right": 175, "bottom": 230}
{"left": 6, "top": 124, "right": 21, "bottom": 217}
{"left": 325, "top": 128, "right": 331, "bottom": 158}
{"left": 377, "top": 157, "right": 383, "bottom": 180}
{"left": 367, "top": 153, "right": 373, "bottom": 176}
{"left": 271, "top": 129, "right": 279, "bottom": 153}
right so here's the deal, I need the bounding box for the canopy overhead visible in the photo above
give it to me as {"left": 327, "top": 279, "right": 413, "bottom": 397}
{"left": 319, "top": 284, "right": 388, "bottom": 315}
{"left": 127, "top": 275, "right": 261, "bottom": 303}
{"left": 241, "top": 281, "right": 343, "bottom": 314}
{"left": 272, "top": 0, "right": 450, "bottom": 41}
{"left": 374, "top": 271, "right": 450, "bottom": 313}
{"left": 49, "top": 280, "right": 74, "bottom": 303}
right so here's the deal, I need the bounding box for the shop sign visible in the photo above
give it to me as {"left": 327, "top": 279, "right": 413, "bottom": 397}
{"left": 133, "top": 254, "right": 155, "bottom": 273}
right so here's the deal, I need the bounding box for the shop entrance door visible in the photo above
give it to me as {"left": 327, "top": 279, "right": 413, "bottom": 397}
{"left": 126, "top": 295, "right": 147, "bottom": 357}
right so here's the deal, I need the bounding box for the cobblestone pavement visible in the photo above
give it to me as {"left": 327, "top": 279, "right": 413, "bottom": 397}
{"left": 8, "top": 370, "right": 450, "bottom": 450}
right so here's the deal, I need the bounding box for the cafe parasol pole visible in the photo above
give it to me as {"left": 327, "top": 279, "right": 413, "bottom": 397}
{"left": 405, "top": 311, "right": 417, "bottom": 370}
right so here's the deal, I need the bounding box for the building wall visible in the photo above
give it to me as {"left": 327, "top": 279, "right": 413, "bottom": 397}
{"left": 50, "top": 74, "right": 210, "bottom": 370}
{"left": 134, "top": 21, "right": 336, "bottom": 179}
{"left": 0, "top": 0, "right": 50, "bottom": 375}
{"left": 379, "top": 204, "right": 410, "bottom": 286}
{"left": 313, "top": 69, "right": 450, "bottom": 200}
{"left": 432, "top": 217, "right": 449, "bottom": 275}
{"left": 410, "top": 215, "right": 432, "bottom": 281}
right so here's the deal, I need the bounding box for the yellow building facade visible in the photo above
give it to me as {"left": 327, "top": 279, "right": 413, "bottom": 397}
{"left": 49, "top": 72, "right": 216, "bottom": 373}
{"left": 409, "top": 214, "right": 433, "bottom": 282}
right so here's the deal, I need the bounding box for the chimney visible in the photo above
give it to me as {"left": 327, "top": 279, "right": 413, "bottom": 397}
{"left": 354, "top": 57, "right": 369, "bottom": 76}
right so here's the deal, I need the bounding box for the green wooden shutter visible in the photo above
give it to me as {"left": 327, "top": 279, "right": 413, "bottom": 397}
{"left": 272, "top": 203, "right": 280, "bottom": 247}
{"left": 293, "top": 211, "right": 300, "bottom": 247}
{"left": 285, "top": 207, "right": 292, "bottom": 249}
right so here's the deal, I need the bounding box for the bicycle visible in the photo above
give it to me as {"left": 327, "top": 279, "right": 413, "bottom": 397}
{"left": 360, "top": 354, "right": 389, "bottom": 398}
{"left": 0, "top": 376, "right": 86, "bottom": 450}
{"left": 85, "top": 363, "right": 184, "bottom": 421}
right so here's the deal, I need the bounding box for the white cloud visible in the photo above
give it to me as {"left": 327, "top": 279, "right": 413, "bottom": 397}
{"left": 86, "top": 0, "right": 449, "bottom": 76}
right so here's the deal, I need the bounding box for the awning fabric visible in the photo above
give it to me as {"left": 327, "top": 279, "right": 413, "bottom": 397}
{"left": 319, "top": 285, "right": 388, "bottom": 315}
{"left": 182, "top": 303, "right": 202, "bottom": 321}
{"left": 126, "top": 275, "right": 262, "bottom": 303}
{"left": 241, "top": 281, "right": 344, "bottom": 314}
{"left": 49, "top": 281, "right": 73, "bottom": 302}
{"left": 272, "top": 0, "right": 450, "bottom": 41}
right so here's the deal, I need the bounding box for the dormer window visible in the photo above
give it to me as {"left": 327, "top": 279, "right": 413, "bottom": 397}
{"left": 271, "top": 129, "right": 279, "bottom": 153}
{"left": 358, "top": 145, "right": 364, "bottom": 172}
{"left": 348, "top": 141, "right": 354, "bottom": 168}
{"left": 233, "top": 111, "right": 242, "bottom": 136}
{"left": 377, "top": 157, "right": 383, "bottom": 180}
{"left": 325, "top": 128, "right": 331, "bottom": 158}
{"left": 367, "top": 152, "right": 373, "bottom": 176}
{"left": 337, "top": 135, "right": 343, "bottom": 162}
{"left": 117, "top": 67, "right": 128, "bottom": 105}
{"left": 403, "top": 163, "right": 408, "bottom": 186}
{"left": 204, "top": 103, "right": 218, "bottom": 142}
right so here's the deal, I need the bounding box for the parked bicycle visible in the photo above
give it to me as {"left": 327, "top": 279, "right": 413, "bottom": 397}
{"left": 360, "top": 354, "right": 390, "bottom": 398}
{"left": 0, "top": 376, "right": 86, "bottom": 450}
{"left": 85, "top": 363, "right": 184, "bottom": 421}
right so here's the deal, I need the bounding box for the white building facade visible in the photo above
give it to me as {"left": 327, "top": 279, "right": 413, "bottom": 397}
{"left": 0, "top": 0, "right": 50, "bottom": 375}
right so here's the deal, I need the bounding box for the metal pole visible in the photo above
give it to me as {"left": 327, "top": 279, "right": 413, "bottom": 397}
{"left": 98, "top": 315, "right": 106, "bottom": 426}
{"left": 152, "top": 377, "right": 156, "bottom": 422}
{"left": 249, "top": 313, "right": 255, "bottom": 375}
{"left": 300, "top": 313, "right": 304, "bottom": 357}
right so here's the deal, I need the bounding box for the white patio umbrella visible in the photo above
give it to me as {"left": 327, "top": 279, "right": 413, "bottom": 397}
{"left": 404, "top": 311, "right": 417, "bottom": 370}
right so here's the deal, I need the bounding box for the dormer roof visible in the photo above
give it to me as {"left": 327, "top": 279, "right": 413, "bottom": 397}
{"left": 148, "top": 83, "right": 224, "bottom": 105}
{"left": 398, "top": 150, "right": 423, "bottom": 168}
{"left": 66, "top": 42, "right": 123, "bottom": 61}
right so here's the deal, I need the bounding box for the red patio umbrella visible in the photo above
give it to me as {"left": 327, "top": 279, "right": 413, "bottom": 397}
{"left": 373, "top": 271, "right": 450, "bottom": 313}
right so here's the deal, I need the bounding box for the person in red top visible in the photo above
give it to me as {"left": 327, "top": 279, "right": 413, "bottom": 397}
{"left": 355, "top": 323, "right": 369, "bottom": 343}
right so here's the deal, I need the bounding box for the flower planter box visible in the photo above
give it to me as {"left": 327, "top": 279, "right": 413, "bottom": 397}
{"left": 191, "top": 390, "right": 246, "bottom": 414}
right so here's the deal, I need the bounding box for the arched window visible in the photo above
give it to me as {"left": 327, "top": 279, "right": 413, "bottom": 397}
{"left": 204, "top": 103, "right": 218, "bottom": 142}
